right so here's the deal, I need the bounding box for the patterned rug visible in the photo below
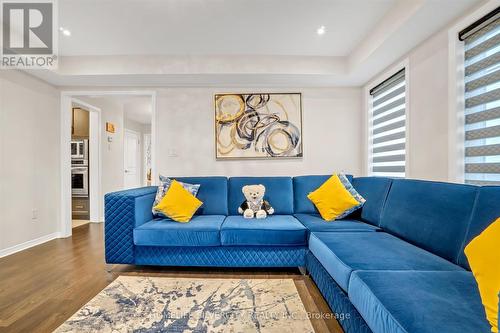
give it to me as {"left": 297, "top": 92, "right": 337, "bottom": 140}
{"left": 55, "top": 276, "right": 314, "bottom": 332}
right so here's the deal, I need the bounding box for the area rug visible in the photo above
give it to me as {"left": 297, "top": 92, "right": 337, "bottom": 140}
{"left": 55, "top": 276, "right": 314, "bottom": 332}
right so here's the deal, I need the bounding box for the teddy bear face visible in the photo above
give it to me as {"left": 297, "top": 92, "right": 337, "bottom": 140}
{"left": 242, "top": 184, "right": 266, "bottom": 202}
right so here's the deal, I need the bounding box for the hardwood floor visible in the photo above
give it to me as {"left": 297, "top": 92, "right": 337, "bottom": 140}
{"left": 71, "top": 219, "right": 90, "bottom": 228}
{"left": 0, "top": 223, "right": 343, "bottom": 333}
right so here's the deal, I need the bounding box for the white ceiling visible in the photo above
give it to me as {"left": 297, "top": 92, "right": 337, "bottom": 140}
{"left": 59, "top": 0, "right": 395, "bottom": 56}
{"left": 83, "top": 95, "right": 153, "bottom": 124}
{"left": 28, "top": 0, "right": 485, "bottom": 87}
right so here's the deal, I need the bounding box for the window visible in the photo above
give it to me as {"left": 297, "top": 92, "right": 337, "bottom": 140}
{"left": 368, "top": 68, "right": 407, "bottom": 177}
{"left": 461, "top": 9, "right": 500, "bottom": 185}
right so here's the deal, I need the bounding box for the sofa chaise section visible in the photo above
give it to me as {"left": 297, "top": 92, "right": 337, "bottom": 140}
{"left": 308, "top": 232, "right": 463, "bottom": 292}
{"left": 305, "top": 178, "right": 496, "bottom": 333}
{"left": 306, "top": 252, "right": 373, "bottom": 333}
{"left": 349, "top": 270, "right": 491, "bottom": 333}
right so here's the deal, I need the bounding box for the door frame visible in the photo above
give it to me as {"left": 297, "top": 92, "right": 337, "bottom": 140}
{"left": 60, "top": 90, "right": 157, "bottom": 238}
{"left": 123, "top": 128, "right": 142, "bottom": 189}
{"left": 71, "top": 98, "right": 102, "bottom": 223}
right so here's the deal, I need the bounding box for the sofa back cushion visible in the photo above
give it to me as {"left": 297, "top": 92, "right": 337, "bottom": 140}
{"left": 458, "top": 185, "right": 500, "bottom": 269}
{"left": 352, "top": 177, "right": 392, "bottom": 226}
{"left": 380, "top": 179, "right": 478, "bottom": 263}
{"left": 174, "top": 177, "right": 228, "bottom": 215}
{"left": 228, "top": 177, "right": 293, "bottom": 215}
{"left": 293, "top": 175, "right": 353, "bottom": 214}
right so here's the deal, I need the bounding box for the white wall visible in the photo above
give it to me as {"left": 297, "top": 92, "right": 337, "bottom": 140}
{"left": 155, "top": 87, "right": 363, "bottom": 177}
{"left": 363, "top": 21, "right": 457, "bottom": 181}
{"left": 79, "top": 97, "right": 125, "bottom": 219}
{"left": 0, "top": 70, "right": 60, "bottom": 254}
{"left": 407, "top": 31, "right": 450, "bottom": 181}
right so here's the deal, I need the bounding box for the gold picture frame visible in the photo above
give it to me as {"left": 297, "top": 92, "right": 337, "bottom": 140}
{"left": 215, "top": 93, "right": 303, "bottom": 160}
{"left": 106, "top": 122, "right": 115, "bottom": 133}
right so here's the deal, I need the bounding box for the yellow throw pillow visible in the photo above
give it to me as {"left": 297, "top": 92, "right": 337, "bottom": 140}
{"left": 464, "top": 217, "right": 500, "bottom": 333}
{"left": 153, "top": 180, "right": 203, "bottom": 223}
{"left": 307, "top": 174, "right": 365, "bottom": 221}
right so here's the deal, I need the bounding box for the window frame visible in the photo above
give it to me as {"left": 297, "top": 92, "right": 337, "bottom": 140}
{"left": 463, "top": 19, "right": 500, "bottom": 185}
{"left": 448, "top": 0, "right": 499, "bottom": 184}
{"left": 365, "top": 60, "right": 410, "bottom": 178}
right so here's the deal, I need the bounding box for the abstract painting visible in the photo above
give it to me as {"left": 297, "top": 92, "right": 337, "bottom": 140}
{"left": 215, "top": 93, "right": 303, "bottom": 159}
{"left": 55, "top": 276, "right": 314, "bottom": 333}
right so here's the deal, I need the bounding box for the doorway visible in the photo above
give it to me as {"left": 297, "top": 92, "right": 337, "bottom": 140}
{"left": 60, "top": 91, "right": 157, "bottom": 238}
{"left": 70, "top": 99, "right": 101, "bottom": 229}
{"left": 124, "top": 129, "right": 141, "bottom": 189}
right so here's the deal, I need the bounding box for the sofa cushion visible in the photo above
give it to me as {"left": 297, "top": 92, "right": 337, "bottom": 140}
{"left": 228, "top": 177, "right": 293, "bottom": 215}
{"left": 352, "top": 177, "right": 392, "bottom": 226}
{"left": 293, "top": 175, "right": 353, "bottom": 214}
{"left": 153, "top": 180, "right": 203, "bottom": 223}
{"left": 308, "top": 232, "right": 463, "bottom": 292}
{"left": 152, "top": 176, "right": 200, "bottom": 217}
{"left": 174, "top": 177, "right": 228, "bottom": 215}
{"left": 307, "top": 174, "right": 365, "bottom": 221}
{"left": 349, "top": 270, "right": 491, "bottom": 333}
{"left": 458, "top": 185, "right": 500, "bottom": 269}
{"left": 294, "top": 213, "right": 379, "bottom": 232}
{"left": 133, "top": 215, "right": 225, "bottom": 247}
{"left": 221, "top": 215, "right": 307, "bottom": 246}
{"left": 380, "top": 179, "right": 478, "bottom": 264}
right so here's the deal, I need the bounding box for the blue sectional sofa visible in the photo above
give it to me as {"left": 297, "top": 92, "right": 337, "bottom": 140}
{"left": 105, "top": 175, "right": 499, "bottom": 333}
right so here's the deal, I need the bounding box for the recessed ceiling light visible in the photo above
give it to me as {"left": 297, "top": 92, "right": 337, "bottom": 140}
{"left": 317, "top": 25, "right": 326, "bottom": 35}
{"left": 59, "top": 27, "right": 71, "bottom": 36}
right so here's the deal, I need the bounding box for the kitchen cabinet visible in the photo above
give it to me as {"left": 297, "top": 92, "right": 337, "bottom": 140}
{"left": 72, "top": 107, "right": 89, "bottom": 138}
{"left": 72, "top": 197, "right": 89, "bottom": 219}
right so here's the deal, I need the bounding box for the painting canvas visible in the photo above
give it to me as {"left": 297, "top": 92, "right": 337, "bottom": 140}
{"left": 215, "top": 93, "right": 303, "bottom": 159}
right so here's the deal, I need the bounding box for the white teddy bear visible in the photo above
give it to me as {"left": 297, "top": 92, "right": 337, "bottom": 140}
{"left": 238, "top": 184, "right": 275, "bottom": 219}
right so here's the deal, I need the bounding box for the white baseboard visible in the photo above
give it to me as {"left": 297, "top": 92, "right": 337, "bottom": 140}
{"left": 0, "top": 232, "right": 62, "bottom": 258}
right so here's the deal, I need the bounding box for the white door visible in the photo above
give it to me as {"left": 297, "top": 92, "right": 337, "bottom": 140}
{"left": 124, "top": 130, "right": 141, "bottom": 189}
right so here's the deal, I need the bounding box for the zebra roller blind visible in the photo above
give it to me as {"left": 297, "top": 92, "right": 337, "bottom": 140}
{"left": 463, "top": 11, "right": 500, "bottom": 185}
{"left": 369, "top": 68, "right": 406, "bottom": 177}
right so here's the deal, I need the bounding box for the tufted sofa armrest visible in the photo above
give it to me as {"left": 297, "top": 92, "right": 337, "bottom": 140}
{"left": 104, "top": 186, "right": 157, "bottom": 264}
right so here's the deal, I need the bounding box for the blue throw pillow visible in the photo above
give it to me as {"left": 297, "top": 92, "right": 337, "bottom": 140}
{"left": 152, "top": 175, "right": 200, "bottom": 217}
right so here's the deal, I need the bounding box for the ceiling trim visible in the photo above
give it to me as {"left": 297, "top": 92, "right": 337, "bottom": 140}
{"left": 22, "top": 0, "right": 483, "bottom": 88}
{"left": 348, "top": 0, "right": 425, "bottom": 70}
